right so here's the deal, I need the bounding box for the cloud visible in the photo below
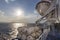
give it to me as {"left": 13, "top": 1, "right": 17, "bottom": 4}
{"left": 0, "top": 10, "right": 5, "bottom": 16}
{"left": 0, "top": 14, "right": 41, "bottom": 23}
{"left": 10, "top": 14, "right": 41, "bottom": 23}
{"left": 0, "top": 10, "right": 41, "bottom": 23}
{"left": 34, "top": 10, "right": 38, "bottom": 14}
{"left": 5, "top": 0, "right": 16, "bottom": 3}
{"left": 5, "top": 0, "right": 9, "bottom": 3}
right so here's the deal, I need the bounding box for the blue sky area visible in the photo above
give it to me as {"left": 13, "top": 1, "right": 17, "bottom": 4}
{"left": 0, "top": 0, "right": 41, "bottom": 23}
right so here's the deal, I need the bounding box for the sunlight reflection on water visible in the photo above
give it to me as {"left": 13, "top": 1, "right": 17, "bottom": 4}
{"left": 12, "top": 23, "right": 25, "bottom": 28}
{"left": 10, "top": 23, "right": 26, "bottom": 39}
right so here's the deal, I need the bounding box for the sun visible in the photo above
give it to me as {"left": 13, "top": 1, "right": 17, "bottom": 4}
{"left": 15, "top": 9, "right": 24, "bottom": 16}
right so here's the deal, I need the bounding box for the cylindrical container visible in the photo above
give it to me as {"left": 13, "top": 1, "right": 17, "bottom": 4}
{"left": 41, "top": 0, "right": 54, "bottom": 3}
{"left": 36, "top": 1, "right": 51, "bottom": 16}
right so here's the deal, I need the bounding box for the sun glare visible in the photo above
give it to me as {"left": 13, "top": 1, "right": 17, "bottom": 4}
{"left": 13, "top": 23, "right": 25, "bottom": 28}
{"left": 15, "top": 9, "right": 24, "bottom": 16}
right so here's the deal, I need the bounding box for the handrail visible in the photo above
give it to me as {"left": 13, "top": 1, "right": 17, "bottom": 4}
{"left": 36, "top": 27, "right": 50, "bottom": 40}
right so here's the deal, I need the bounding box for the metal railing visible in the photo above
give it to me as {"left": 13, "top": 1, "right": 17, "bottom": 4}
{"left": 35, "top": 0, "right": 59, "bottom": 40}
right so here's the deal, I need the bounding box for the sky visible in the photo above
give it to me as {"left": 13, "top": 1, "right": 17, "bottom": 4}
{"left": 0, "top": 0, "right": 41, "bottom": 23}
